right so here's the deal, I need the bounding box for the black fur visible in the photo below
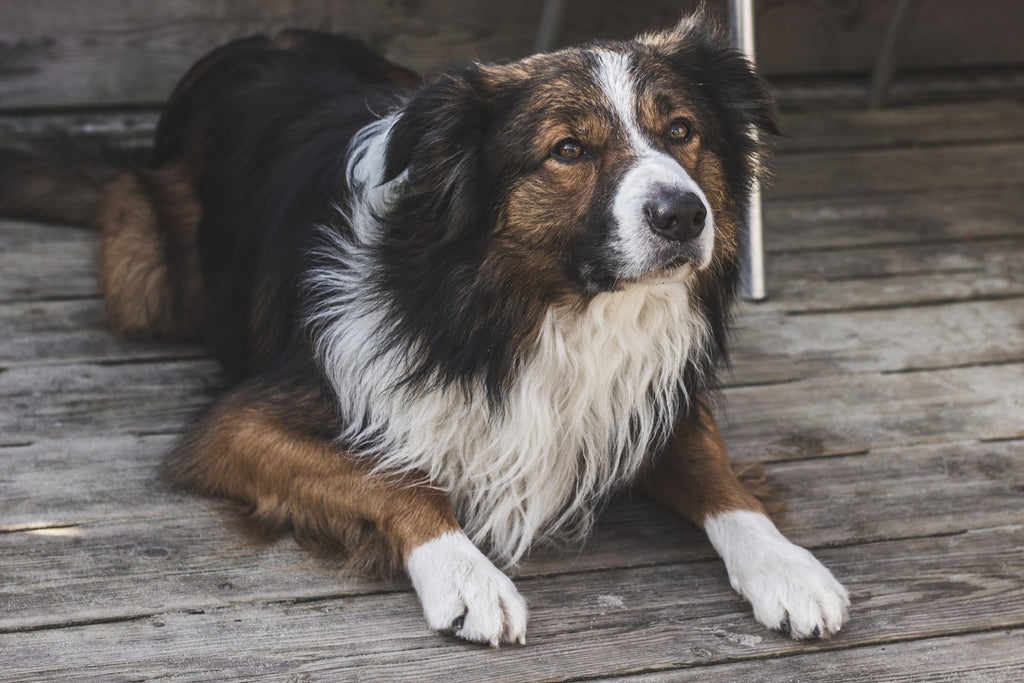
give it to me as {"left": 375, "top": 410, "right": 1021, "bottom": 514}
{"left": 0, "top": 138, "right": 144, "bottom": 225}
{"left": 0, "top": 20, "right": 775, "bottom": 446}
{"left": 149, "top": 31, "right": 418, "bottom": 379}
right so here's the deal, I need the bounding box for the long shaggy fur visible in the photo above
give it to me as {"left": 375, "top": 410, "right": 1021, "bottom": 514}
{"left": 0, "top": 16, "right": 777, "bottom": 568}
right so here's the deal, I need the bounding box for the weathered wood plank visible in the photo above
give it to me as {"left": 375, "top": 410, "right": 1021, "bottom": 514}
{"left": 759, "top": 237, "right": 1024, "bottom": 314}
{"left": 3, "top": 230, "right": 1021, "bottom": 375}
{"left": 721, "top": 363, "right": 1024, "bottom": 461}
{"left": 765, "top": 187, "right": 1024, "bottom": 251}
{"left": 776, "top": 100, "right": 1024, "bottom": 153}
{"left": 3, "top": 358, "right": 1021, "bottom": 459}
{"left": 0, "top": 110, "right": 158, "bottom": 149}
{"left": 3, "top": 435, "right": 1021, "bottom": 631}
{"left": 0, "top": 513, "right": 391, "bottom": 633}
{"left": 3, "top": 184, "right": 1022, "bottom": 307}
{"left": 731, "top": 297, "right": 1024, "bottom": 384}
{"left": 2, "top": 526, "right": 1021, "bottom": 680}
{"left": 0, "top": 0, "right": 545, "bottom": 110}
{"left": 0, "top": 298, "right": 205, "bottom": 367}
{"left": 4, "top": 1, "right": 1024, "bottom": 110}
{"left": 2, "top": 434, "right": 178, "bottom": 530}
{"left": 5, "top": 184, "right": 1021, "bottom": 292}
{"left": 771, "top": 141, "right": 1024, "bottom": 200}
{"left": 0, "top": 359, "right": 220, "bottom": 444}
{"left": 627, "top": 629, "right": 1024, "bottom": 682}
{"left": 759, "top": 439, "right": 1024, "bottom": 546}
{"left": 0, "top": 220, "right": 97, "bottom": 302}
{"left": 16, "top": 228, "right": 1016, "bottom": 320}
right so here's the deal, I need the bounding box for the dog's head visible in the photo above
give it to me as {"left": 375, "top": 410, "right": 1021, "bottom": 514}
{"left": 368, "top": 13, "right": 777, "bottom": 394}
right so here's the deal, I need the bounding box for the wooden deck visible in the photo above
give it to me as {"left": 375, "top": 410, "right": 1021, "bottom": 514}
{"left": 2, "top": 99, "right": 1023, "bottom": 680}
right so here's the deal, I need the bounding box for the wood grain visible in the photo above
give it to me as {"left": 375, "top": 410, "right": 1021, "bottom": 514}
{"left": 3, "top": 436, "right": 1021, "bottom": 634}
{"left": 0, "top": 298, "right": 205, "bottom": 367}
{"left": 2, "top": 527, "right": 1021, "bottom": 680}
{"left": 0, "top": 0, "right": 544, "bottom": 110}
{"left": 722, "top": 363, "right": 1024, "bottom": 461}
{"left": 4, "top": 1, "right": 1024, "bottom": 110}
{"left": 731, "top": 297, "right": 1024, "bottom": 384}
{"left": 771, "top": 142, "right": 1024, "bottom": 200}
{"left": 5, "top": 293, "right": 1020, "bottom": 384}
{"left": 1, "top": 97, "right": 1023, "bottom": 679}
{"left": 3, "top": 354, "right": 1022, "bottom": 460}
{"left": 0, "top": 359, "right": 221, "bottom": 444}
{"left": 0, "top": 220, "right": 97, "bottom": 302}
{"left": 776, "top": 100, "right": 1024, "bottom": 153}
{"left": 630, "top": 629, "right": 1024, "bottom": 682}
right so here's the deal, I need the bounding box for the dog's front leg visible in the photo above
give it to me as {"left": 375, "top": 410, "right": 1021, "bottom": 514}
{"left": 163, "top": 383, "right": 527, "bottom": 646}
{"left": 638, "top": 396, "right": 849, "bottom": 639}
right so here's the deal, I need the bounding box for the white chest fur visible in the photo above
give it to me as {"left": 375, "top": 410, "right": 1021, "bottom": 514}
{"left": 309, "top": 259, "right": 708, "bottom": 565}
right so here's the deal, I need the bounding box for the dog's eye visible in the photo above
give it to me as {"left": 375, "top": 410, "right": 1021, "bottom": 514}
{"left": 552, "top": 138, "right": 584, "bottom": 161}
{"left": 667, "top": 118, "right": 694, "bottom": 143}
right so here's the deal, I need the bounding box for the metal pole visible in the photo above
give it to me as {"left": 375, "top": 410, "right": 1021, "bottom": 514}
{"left": 729, "top": 0, "right": 766, "bottom": 301}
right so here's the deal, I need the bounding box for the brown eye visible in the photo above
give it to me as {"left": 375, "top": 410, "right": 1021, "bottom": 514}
{"left": 667, "top": 118, "right": 693, "bottom": 143}
{"left": 552, "top": 138, "right": 583, "bottom": 161}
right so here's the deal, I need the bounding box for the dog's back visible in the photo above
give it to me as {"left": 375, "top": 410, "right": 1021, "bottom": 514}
{"left": 0, "top": 29, "right": 417, "bottom": 375}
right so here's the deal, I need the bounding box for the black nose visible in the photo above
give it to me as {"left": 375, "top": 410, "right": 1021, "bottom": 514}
{"left": 644, "top": 191, "right": 707, "bottom": 243}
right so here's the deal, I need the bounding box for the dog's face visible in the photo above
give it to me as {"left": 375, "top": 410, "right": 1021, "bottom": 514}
{"left": 384, "top": 19, "right": 773, "bottom": 295}
{"left": 375, "top": 17, "right": 776, "bottom": 394}
{"left": 488, "top": 47, "right": 725, "bottom": 294}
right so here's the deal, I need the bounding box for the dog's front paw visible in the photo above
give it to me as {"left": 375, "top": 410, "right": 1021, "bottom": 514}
{"left": 705, "top": 510, "right": 850, "bottom": 639}
{"left": 407, "top": 531, "right": 527, "bottom": 646}
{"left": 727, "top": 538, "right": 849, "bottom": 639}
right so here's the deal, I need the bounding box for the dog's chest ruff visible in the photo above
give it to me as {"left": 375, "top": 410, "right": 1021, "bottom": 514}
{"left": 310, "top": 254, "right": 707, "bottom": 564}
{"left": 307, "top": 113, "right": 710, "bottom": 565}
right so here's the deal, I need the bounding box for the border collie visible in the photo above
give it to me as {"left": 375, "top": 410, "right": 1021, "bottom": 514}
{"left": 0, "top": 11, "right": 848, "bottom": 645}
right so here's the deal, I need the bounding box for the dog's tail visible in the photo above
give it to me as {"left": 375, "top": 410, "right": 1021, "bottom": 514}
{"left": 0, "top": 137, "right": 206, "bottom": 340}
{"left": 0, "top": 136, "right": 145, "bottom": 226}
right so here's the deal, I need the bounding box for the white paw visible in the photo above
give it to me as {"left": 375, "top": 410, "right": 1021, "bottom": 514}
{"left": 705, "top": 510, "right": 850, "bottom": 639}
{"left": 406, "top": 531, "right": 528, "bottom": 646}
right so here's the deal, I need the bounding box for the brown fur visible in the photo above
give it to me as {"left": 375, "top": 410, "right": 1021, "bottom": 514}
{"left": 162, "top": 382, "right": 463, "bottom": 576}
{"left": 95, "top": 165, "right": 205, "bottom": 339}
{"left": 638, "top": 395, "right": 771, "bottom": 526}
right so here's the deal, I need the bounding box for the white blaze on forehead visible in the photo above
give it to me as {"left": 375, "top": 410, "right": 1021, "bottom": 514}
{"left": 593, "top": 50, "right": 649, "bottom": 154}
{"left": 593, "top": 49, "right": 715, "bottom": 273}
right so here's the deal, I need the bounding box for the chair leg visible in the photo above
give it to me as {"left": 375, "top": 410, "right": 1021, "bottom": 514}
{"left": 729, "top": 0, "right": 766, "bottom": 301}
{"left": 534, "top": 0, "right": 565, "bottom": 53}
{"left": 866, "top": 0, "right": 919, "bottom": 109}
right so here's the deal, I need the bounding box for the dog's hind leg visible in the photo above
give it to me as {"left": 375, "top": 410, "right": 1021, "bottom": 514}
{"left": 163, "top": 377, "right": 528, "bottom": 646}
{"left": 638, "top": 395, "right": 850, "bottom": 639}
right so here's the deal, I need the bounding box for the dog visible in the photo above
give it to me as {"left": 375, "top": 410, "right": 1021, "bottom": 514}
{"left": 0, "top": 11, "right": 849, "bottom": 646}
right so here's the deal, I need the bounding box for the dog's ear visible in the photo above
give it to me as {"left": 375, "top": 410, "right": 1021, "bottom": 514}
{"left": 641, "top": 11, "right": 778, "bottom": 188}
{"left": 636, "top": 6, "right": 716, "bottom": 51}
{"left": 638, "top": 12, "right": 778, "bottom": 363}
{"left": 384, "top": 67, "right": 490, "bottom": 182}
{"left": 382, "top": 65, "right": 497, "bottom": 245}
